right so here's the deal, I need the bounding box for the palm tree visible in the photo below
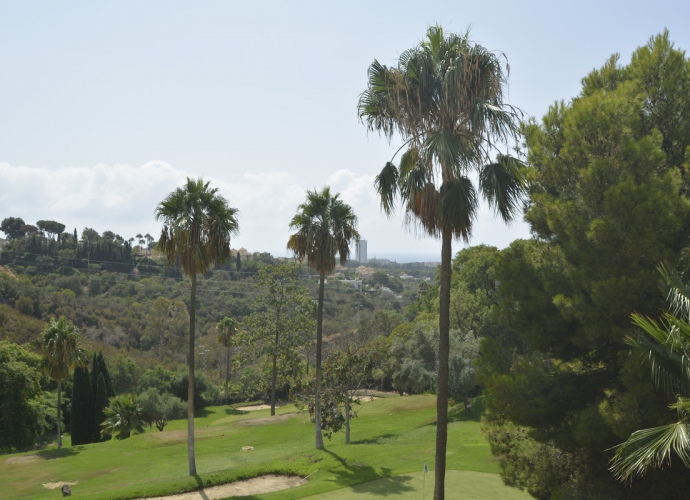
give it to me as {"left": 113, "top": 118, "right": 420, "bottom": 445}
{"left": 155, "top": 177, "right": 239, "bottom": 476}
{"left": 100, "top": 394, "right": 147, "bottom": 440}
{"left": 216, "top": 316, "right": 239, "bottom": 404}
{"left": 358, "top": 26, "right": 525, "bottom": 500}
{"left": 609, "top": 264, "right": 690, "bottom": 481}
{"left": 287, "top": 186, "right": 359, "bottom": 449}
{"left": 36, "top": 317, "right": 86, "bottom": 448}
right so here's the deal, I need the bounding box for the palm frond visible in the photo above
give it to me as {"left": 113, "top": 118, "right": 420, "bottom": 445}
{"left": 374, "top": 162, "right": 399, "bottom": 217}
{"left": 479, "top": 154, "right": 526, "bottom": 223}
{"left": 658, "top": 263, "right": 690, "bottom": 322}
{"left": 609, "top": 420, "right": 690, "bottom": 481}
{"left": 440, "top": 177, "right": 478, "bottom": 242}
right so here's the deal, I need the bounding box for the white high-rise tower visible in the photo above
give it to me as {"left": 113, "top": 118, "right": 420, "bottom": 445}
{"left": 355, "top": 239, "right": 367, "bottom": 263}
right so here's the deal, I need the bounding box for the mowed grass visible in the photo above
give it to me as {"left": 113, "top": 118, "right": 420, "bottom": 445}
{"left": 0, "top": 395, "right": 528, "bottom": 500}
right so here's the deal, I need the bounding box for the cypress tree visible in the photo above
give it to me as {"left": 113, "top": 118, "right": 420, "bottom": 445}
{"left": 97, "top": 352, "right": 115, "bottom": 397}
{"left": 236, "top": 252, "right": 241, "bottom": 272}
{"left": 94, "top": 373, "right": 109, "bottom": 442}
{"left": 90, "top": 352, "right": 101, "bottom": 399}
{"left": 71, "top": 366, "right": 94, "bottom": 445}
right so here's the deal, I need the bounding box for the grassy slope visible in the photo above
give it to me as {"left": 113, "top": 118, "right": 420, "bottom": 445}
{"left": 0, "top": 396, "right": 527, "bottom": 500}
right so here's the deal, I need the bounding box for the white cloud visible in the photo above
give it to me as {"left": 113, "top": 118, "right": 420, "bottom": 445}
{"left": 0, "top": 161, "right": 531, "bottom": 260}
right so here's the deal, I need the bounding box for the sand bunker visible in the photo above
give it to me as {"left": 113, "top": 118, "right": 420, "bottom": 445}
{"left": 43, "top": 481, "right": 78, "bottom": 489}
{"left": 236, "top": 403, "right": 284, "bottom": 411}
{"left": 357, "top": 396, "right": 380, "bottom": 402}
{"left": 237, "top": 414, "right": 292, "bottom": 426}
{"left": 137, "top": 475, "right": 302, "bottom": 500}
{"left": 6, "top": 455, "right": 40, "bottom": 464}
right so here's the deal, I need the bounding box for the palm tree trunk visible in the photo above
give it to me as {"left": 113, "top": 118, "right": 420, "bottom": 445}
{"left": 187, "top": 273, "right": 197, "bottom": 476}
{"left": 314, "top": 271, "right": 325, "bottom": 449}
{"left": 57, "top": 380, "right": 62, "bottom": 449}
{"left": 433, "top": 227, "right": 452, "bottom": 500}
{"left": 225, "top": 345, "right": 230, "bottom": 404}
{"left": 345, "top": 390, "right": 351, "bottom": 444}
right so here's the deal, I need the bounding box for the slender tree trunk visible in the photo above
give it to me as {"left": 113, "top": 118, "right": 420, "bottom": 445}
{"left": 57, "top": 380, "right": 62, "bottom": 449}
{"left": 345, "top": 390, "right": 351, "bottom": 444}
{"left": 433, "top": 227, "right": 452, "bottom": 500}
{"left": 271, "top": 351, "right": 278, "bottom": 417}
{"left": 314, "top": 271, "right": 325, "bottom": 449}
{"left": 187, "top": 273, "right": 197, "bottom": 476}
{"left": 225, "top": 345, "right": 230, "bottom": 404}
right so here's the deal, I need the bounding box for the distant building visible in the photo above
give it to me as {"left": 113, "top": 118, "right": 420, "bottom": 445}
{"left": 356, "top": 239, "right": 367, "bottom": 263}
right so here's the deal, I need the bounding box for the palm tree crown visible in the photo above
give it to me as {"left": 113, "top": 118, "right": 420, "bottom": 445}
{"left": 358, "top": 25, "right": 525, "bottom": 240}
{"left": 216, "top": 316, "right": 239, "bottom": 348}
{"left": 155, "top": 177, "right": 239, "bottom": 275}
{"left": 287, "top": 186, "right": 359, "bottom": 272}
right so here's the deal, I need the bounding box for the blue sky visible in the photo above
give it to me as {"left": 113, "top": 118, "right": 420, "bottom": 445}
{"left": 1, "top": 1, "right": 688, "bottom": 260}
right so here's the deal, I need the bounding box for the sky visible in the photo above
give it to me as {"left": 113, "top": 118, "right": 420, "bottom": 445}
{"left": 1, "top": 1, "right": 689, "bottom": 261}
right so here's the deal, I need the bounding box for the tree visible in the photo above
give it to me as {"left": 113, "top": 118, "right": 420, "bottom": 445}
{"left": 216, "top": 316, "right": 239, "bottom": 404}
{"left": 100, "top": 394, "right": 146, "bottom": 440}
{"left": 287, "top": 186, "right": 359, "bottom": 449}
{"left": 358, "top": 25, "right": 525, "bottom": 499}
{"left": 0, "top": 341, "right": 52, "bottom": 452}
{"left": 480, "top": 32, "right": 690, "bottom": 499}
{"left": 609, "top": 265, "right": 690, "bottom": 480}
{"left": 323, "top": 340, "right": 374, "bottom": 443}
{"left": 94, "top": 373, "right": 109, "bottom": 442}
{"left": 138, "top": 388, "right": 185, "bottom": 431}
{"left": 155, "top": 177, "right": 239, "bottom": 476}
{"left": 236, "top": 252, "right": 242, "bottom": 272}
{"left": 35, "top": 317, "right": 86, "bottom": 448}
{"left": 36, "top": 220, "right": 66, "bottom": 241}
{"left": 239, "top": 263, "right": 315, "bottom": 415}
{"left": 1, "top": 217, "right": 26, "bottom": 240}
{"left": 70, "top": 365, "right": 94, "bottom": 445}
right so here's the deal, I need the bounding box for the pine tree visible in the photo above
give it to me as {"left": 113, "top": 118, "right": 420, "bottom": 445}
{"left": 94, "top": 373, "right": 109, "bottom": 442}
{"left": 70, "top": 366, "right": 94, "bottom": 445}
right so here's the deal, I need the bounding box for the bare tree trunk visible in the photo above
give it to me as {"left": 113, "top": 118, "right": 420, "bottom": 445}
{"left": 271, "top": 352, "right": 277, "bottom": 416}
{"left": 225, "top": 345, "right": 230, "bottom": 404}
{"left": 187, "top": 273, "right": 197, "bottom": 476}
{"left": 433, "top": 227, "right": 452, "bottom": 500}
{"left": 57, "top": 380, "right": 62, "bottom": 449}
{"left": 314, "top": 271, "right": 325, "bottom": 449}
{"left": 345, "top": 390, "right": 351, "bottom": 444}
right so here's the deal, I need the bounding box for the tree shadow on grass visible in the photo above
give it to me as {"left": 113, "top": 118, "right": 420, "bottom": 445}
{"left": 195, "top": 408, "right": 214, "bottom": 418}
{"left": 424, "top": 397, "right": 485, "bottom": 426}
{"left": 321, "top": 447, "right": 411, "bottom": 495}
{"left": 349, "top": 433, "right": 397, "bottom": 445}
{"left": 224, "top": 407, "right": 246, "bottom": 416}
{"left": 37, "top": 446, "right": 83, "bottom": 460}
{"left": 193, "top": 475, "right": 211, "bottom": 500}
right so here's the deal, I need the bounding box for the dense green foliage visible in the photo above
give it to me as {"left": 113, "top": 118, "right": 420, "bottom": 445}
{"left": 478, "top": 32, "right": 690, "bottom": 499}
{"left": 100, "top": 394, "right": 147, "bottom": 440}
{"left": 0, "top": 341, "right": 53, "bottom": 452}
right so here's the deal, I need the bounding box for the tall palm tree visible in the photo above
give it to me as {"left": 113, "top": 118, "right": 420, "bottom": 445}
{"left": 216, "top": 316, "right": 239, "bottom": 404}
{"left": 36, "top": 316, "right": 86, "bottom": 449}
{"left": 610, "top": 264, "right": 690, "bottom": 481}
{"left": 358, "top": 26, "right": 525, "bottom": 500}
{"left": 155, "top": 177, "right": 239, "bottom": 476}
{"left": 287, "top": 186, "right": 359, "bottom": 449}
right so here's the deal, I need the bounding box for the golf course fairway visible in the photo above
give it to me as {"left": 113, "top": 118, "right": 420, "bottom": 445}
{"left": 0, "top": 395, "right": 530, "bottom": 499}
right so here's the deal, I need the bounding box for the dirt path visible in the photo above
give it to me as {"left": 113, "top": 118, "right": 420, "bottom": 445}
{"left": 136, "top": 475, "right": 302, "bottom": 500}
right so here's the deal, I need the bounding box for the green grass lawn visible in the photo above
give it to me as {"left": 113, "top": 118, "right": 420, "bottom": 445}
{"left": 0, "top": 395, "right": 529, "bottom": 500}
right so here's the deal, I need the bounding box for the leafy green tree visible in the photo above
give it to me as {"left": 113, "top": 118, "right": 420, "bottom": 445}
{"left": 358, "top": 25, "right": 525, "bottom": 500}
{"left": 70, "top": 365, "right": 94, "bottom": 445}
{"left": 1, "top": 217, "right": 26, "bottom": 240}
{"left": 287, "top": 186, "right": 359, "bottom": 449}
{"left": 110, "top": 355, "right": 142, "bottom": 395}
{"left": 155, "top": 177, "right": 239, "bottom": 475}
{"left": 137, "top": 388, "right": 185, "bottom": 431}
{"left": 481, "top": 32, "right": 690, "bottom": 499}
{"left": 0, "top": 341, "right": 51, "bottom": 451}
{"left": 239, "top": 263, "right": 315, "bottom": 415}
{"left": 36, "top": 220, "right": 66, "bottom": 241}
{"left": 216, "top": 316, "right": 239, "bottom": 403}
{"left": 100, "top": 394, "right": 146, "bottom": 440}
{"left": 35, "top": 316, "right": 86, "bottom": 448}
